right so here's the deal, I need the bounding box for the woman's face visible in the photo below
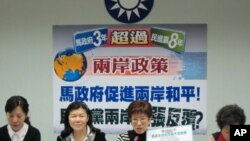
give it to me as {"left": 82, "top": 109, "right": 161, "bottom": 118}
{"left": 7, "top": 106, "right": 27, "bottom": 132}
{"left": 221, "top": 125, "right": 230, "bottom": 141}
{"left": 68, "top": 107, "right": 89, "bottom": 132}
{"left": 131, "top": 113, "right": 151, "bottom": 134}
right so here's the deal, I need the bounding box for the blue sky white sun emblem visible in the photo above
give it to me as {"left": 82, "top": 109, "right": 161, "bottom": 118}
{"left": 105, "top": 0, "right": 154, "bottom": 23}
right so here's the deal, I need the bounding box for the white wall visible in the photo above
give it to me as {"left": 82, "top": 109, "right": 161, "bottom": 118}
{"left": 0, "top": 0, "right": 249, "bottom": 140}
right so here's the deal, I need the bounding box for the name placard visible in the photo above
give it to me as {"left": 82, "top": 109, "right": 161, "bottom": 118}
{"left": 147, "top": 125, "right": 193, "bottom": 141}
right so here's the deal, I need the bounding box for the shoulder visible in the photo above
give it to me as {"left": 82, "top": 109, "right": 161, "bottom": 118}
{"left": 0, "top": 125, "right": 10, "bottom": 140}
{"left": 0, "top": 125, "right": 7, "bottom": 131}
{"left": 57, "top": 136, "right": 63, "bottom": 141}
{"left": 208, "top": 135, "right": 215, "bottom": 141}
{"left": 94, "top": 131, "right": 106, "bottom": 141}
{"left": 212, "top": 132, "right": 220, "bottom": 139}
{"left": 96, "top": 131, "right": 105, "bottom": 136}
{"left": 25, "top": 125, "right": 41, "bottom": 141}
{"left": 116, "top": 132, "right": 130, "bottom": 141}
{"left": 0, "top": 125, "right": 8, "bottom": 135}
{"left": 28, "top": 125, "right": 40, "bottom": 134}
{"left": 57, "top": 134, "right": 71, "bottom": 141}
{"left": 209, "top": 132, "right": 220, "bottom": 141}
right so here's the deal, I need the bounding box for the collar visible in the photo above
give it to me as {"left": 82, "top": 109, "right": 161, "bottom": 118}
{"left": 218, "top": 133, "right": 225, "bottom": 141}
{"left": 128, "top": 130, "right": 146, "bottom": 141}
{"left": 7, "top": 123, "right": 29, "bottom": 140}
{"left": 69, "top": 125, "right": 94, "bottom": 141}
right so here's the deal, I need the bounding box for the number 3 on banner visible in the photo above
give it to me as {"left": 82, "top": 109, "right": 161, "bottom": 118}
{"left": 93, "top": 31, "right": 102, "bottom": 47}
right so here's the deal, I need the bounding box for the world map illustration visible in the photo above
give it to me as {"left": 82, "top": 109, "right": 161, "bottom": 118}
{"left": 54, "top": 48, "right": 87, "bottom": 81}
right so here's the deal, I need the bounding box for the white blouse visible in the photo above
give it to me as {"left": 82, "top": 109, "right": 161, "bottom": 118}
{"left": 7, "top": 123, "right": 28, "bottom": 141}
{"left": 64, "top": 126, "right": 96, "bottom": 141}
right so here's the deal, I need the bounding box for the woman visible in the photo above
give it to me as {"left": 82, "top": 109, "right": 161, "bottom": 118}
{"left": 57, "top": 101, "right": 106, "bottom": 141}
{"left": 116, "top": 100, "right": 152, "bottom": 141}
{"left": 0, "top": 95, "right": 41, "bottom": 141}
{"left": 208, "top": 104, "right": 246, "bottom": 141}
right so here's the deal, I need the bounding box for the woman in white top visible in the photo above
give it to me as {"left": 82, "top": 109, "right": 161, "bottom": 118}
{"left": 0, "top": 95, "right": 41, "bottom": 141}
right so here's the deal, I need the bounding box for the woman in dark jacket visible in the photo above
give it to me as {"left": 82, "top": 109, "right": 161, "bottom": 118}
{"left": 57, "top": 101, "right": 106, "bottom": 141}
{"left": 0, "top": 95, "right": 41, "bottom": 141}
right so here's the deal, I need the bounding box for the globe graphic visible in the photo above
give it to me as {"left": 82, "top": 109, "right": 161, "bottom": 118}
{"left": 54, "top": 48, "right": 87, "bottom": 82}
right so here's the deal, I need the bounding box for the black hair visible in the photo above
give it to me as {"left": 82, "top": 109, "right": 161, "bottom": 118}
{"left": 216, "top": 104, "right": 246, "bottom": 129}
{"left": 59, "top": 101, "right": 100, "bottom": 139}
{"left": 5, "top": 95, "right": 31, "bottom": 125}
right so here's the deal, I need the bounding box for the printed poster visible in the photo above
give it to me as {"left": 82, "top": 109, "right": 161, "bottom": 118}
{"left": 53, "top": 24, "right": 207, "bottom": 134}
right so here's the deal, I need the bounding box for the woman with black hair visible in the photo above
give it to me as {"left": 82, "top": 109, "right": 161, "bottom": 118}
{"left": 0, "top": 95, "right": 41, "bottom": 141}
{"left": 57, "top": 101, "right": 106, "bottom": 141}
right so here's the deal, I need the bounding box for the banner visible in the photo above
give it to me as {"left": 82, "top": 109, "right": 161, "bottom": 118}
{"left": 53, "top": 24, "right": 207, "bottom": 134}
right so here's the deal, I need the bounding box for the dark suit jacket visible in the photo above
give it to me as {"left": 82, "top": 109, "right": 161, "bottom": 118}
{"left": 212, "top": 132, "right": 220, "bottom": 141}
{"left": 57, "top": 131, "right": 106, "bottom": 141}
{"left": 0, "top": 125, "right": 41, "bottom": 141}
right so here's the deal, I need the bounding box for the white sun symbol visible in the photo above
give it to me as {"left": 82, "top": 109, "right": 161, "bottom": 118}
{"left": 109, "top": 0, "right": 148, "bottom": 21}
